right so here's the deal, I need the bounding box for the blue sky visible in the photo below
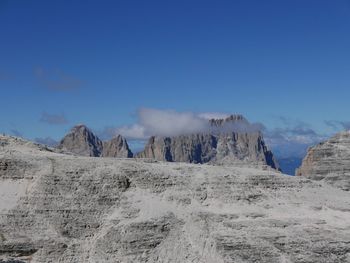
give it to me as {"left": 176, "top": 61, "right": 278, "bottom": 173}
{"left": 1, "top": 0, "right": 350, "bottom": 156}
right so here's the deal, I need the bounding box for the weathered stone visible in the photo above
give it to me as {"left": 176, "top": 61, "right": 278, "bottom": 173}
{"left": 57, "top": 125, "right": 133, "bottom": 158}
{"left": 0, "top": 135, "right": 349, "bottom": 262}
{"left": 58, "top": 124, "right": 103, "bottom": 157}
{"left": 102, "top": 135, "right": 133, "bottom": 158}
{"left": 296, "top": 131, "right": 350, "bottom": 191}
{"left": 136, "top": 115, "right": 279, "bottom": 170}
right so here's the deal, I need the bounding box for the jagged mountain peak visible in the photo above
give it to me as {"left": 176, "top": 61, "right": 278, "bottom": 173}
{"left": 102, "top": 134, "right": 133, "bottom": 158}
{"left": 137, "top": 116, "right": 279, "bottom": 170}
{"left": 58, "top": 124, "right": 133, "bottom": 158}
{"left": 58, "top": 124, "right": 103, "bottom": 157}
{"left": 69, "top": 124, "right": 93, "bottom": 134}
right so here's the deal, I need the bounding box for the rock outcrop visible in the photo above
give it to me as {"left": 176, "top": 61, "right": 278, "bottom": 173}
{"left": 136, "top": 134, "right": 217, "bottom": 163}
{"left": 102, "top": 135, "right": 133, "bottom": 158}
{"left": 1, "top": 135, "right": 350, "bottom": 262}
{"left": 58, "top": 124, "right": 103, "bottom": 157}
{"left": 137, "top": 115, "right": 279, "bottom": 170}
{"left": 58, "top": 125, "right": 133, "bottom": 158}
{"left": 296, "top": 131, "right": 350, "bottom": 191}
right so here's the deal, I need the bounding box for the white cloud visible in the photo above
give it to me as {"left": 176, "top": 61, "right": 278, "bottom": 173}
{"left": 264, "top": 118, "right": 328, "bottom": 158}
{"left": 114, "top": 108, "right": 261, "bottom": 140}
{"left": 115, "top": 109, "right": 210, "bottom": 139}
{"left": 198, "top": 112, "right": 230, "bottom": 120}
{"left": 138, "top": 108, "right": 209, "bottom": 137}
{"left": 116, "top": 124, "right": 147, "bottom": 140}
{"left": 105, "top": 109, "right": 330, "bottom": 159}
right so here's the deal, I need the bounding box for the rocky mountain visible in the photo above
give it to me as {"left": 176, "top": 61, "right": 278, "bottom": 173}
{"left": 58, "top": 125, "right": 133, "bottom": 158}
{"left": 102, "top": 135, "right": 133, "bottom": 158}
{"left": 296, "top": 130, "right": 350, "bottom": 191}
{"left": 58, "top": 124, "right": 103, "bottom": 157}
{"left": 136, "top": 115, "right": 279, "bottom": 170}
{"left": 1, "top": 135, "right": 350, "bottom": 262}
{"left": 136, "top": 134, "right": 217, "bottom": 163}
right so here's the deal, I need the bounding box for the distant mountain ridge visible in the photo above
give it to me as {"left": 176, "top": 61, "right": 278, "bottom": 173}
{"left": 58, "top": 124, "right": 133, "bottom": 158}
{"left": 102, "top": 135, "right": 133, "bottom": 158}
{"left": 136, "top": 115, "right": 280, "bottom": 170}
{"left": 56, "top": 115, "right": 279, "bottom": 170}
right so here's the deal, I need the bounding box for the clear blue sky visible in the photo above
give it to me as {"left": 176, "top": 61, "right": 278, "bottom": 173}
{"left": 1, "top": 0, "right": 350, "bottom": 155}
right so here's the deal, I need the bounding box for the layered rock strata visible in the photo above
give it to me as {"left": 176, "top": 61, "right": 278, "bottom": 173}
{"left": 296, "top": 131, "right": 350, "bottom": 191}
{"left": 1, "top": 135, "right": 350, "bottom": 262}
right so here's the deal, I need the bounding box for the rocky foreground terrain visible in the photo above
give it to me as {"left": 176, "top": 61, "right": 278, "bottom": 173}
{"left": 296, "top": 131, "right": 350, "bottom": 191}
{"left": 0, "top": 135, "right": 350, "bottom": 262}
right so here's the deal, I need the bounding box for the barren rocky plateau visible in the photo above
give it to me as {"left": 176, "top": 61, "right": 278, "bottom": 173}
{"left": 0, "top": 135, "right": 350, "bottom": 263}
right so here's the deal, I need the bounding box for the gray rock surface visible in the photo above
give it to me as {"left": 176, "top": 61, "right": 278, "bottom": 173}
{"left": 58, "top": 125, "right": 133, "bottom": 158}
{"left": 136, "top": 134, "right": 217, "bottom": 163}
{"left": 102, "top": 135, "right": 133, "bottom": 158}
{"left": 58, "top": 124, "right": 103, "bottom": 157}
{"left": 296, "top": 130, "right": 350, "bottom": 191}
{"left": 137, "top": 115, "right": 279, "bottom": 170}
{"left": 1, "top": 135, "right": 350, "bottom": 262}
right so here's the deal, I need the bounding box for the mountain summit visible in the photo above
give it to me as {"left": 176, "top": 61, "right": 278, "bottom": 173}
{"left": 58, "top": 125, "right": 132, "bottom": 158}
{"left": 102, "top": 135, "right": 133, "bottom": 158}
{"left": 58, "top": 124, "right": 103, "bottom": 157}
{"left": 137, "top": 115, "right": 279, "bottom": 170}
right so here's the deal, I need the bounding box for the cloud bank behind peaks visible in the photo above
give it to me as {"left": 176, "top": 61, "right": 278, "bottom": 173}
{"left": 264, "top": 117, "right": 327, "bottom": 158}
{"left": 113, "top": 109, "right": 327, "bottom": 159}
{"left": 139, "top": 108, "right": 210, "bottom": 137}
{"left": 115, "top": 108, "right": 261, "bottom": 140}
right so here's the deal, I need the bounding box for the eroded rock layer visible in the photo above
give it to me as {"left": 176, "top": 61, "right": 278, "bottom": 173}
{"left": 1, "top": 135, "right": 350, "bottom": 262}
{"left": 296, "top": 131, "right": 350, "bottom": 191}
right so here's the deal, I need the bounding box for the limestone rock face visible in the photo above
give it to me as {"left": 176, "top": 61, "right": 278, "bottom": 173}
{"left": 296, "top": 131, "right": 350, "bottom": 191}
{"left": 58, "top": 125, "right": 103, "bottom": 157}
{"left": 58, "top": 125, "right": 133, "bottom": 158}
{"left": 102, "top": 135, "right": 133, "bottom": 158}
{"left": 137, "top": 115, "right": 279, "bottom": 170}
{"left": 1, "top": 135, "right": 350, "bottom": 262}
{"left": 214, "top": 131, "right": 278, "bottom": 169}
{"left": 136, "top": 134, "right": 217, "bottom": 163}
